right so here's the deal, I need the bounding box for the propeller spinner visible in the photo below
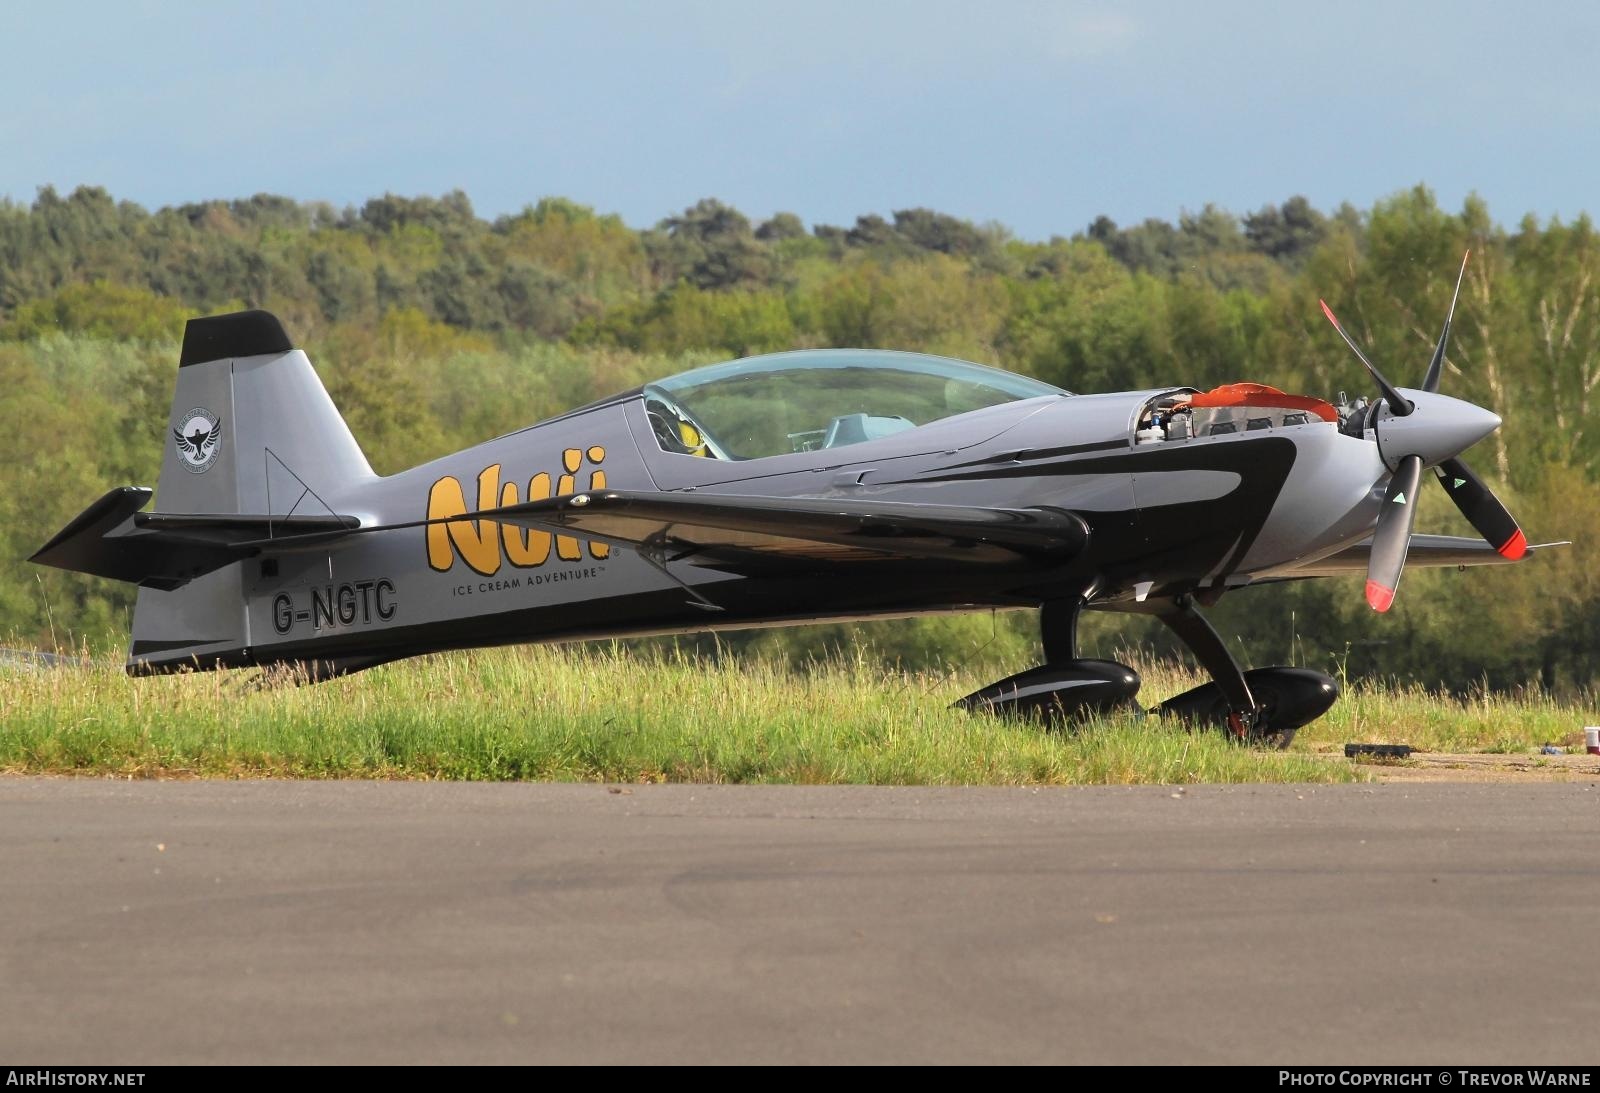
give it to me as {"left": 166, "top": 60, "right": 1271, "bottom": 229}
{"left": 1319, "top": 252, "right": 1526, "bottom": 613}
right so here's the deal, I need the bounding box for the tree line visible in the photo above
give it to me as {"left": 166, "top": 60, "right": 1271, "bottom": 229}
{"left": 2, "top": 183, "right": 1597, "bottom": 694}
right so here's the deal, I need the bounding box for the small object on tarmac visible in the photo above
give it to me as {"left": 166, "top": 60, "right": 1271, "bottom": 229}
{"left": 1585, "top": 727, "right": 1600, "bottom": 755}
{"left": 1344, "top": 743, "right": 1413, "bottom": 759}
{"left": 1540, "top": 745, "right": 1565, "bottom": 755}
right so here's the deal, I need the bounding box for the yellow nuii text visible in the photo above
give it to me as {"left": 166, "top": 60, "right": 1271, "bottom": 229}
{"left": 426, "top": 446, "right": 609, "bottom": 575}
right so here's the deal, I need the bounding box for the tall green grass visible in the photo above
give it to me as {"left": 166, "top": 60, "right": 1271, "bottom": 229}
{"left": 1, "top": 646, "right": 1591, "bottom": 783}
{"left": 1299, "top": 675, "right": 1592, "bottom": 755}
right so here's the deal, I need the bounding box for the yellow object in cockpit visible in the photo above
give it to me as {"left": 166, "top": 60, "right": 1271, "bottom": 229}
{"left": 678, "top": 420, "right": 709, "bottom": 457}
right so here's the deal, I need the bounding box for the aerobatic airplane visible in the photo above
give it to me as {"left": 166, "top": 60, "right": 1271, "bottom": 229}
{"left": 32, "top": 256, "right": 1543, "bottom": 745}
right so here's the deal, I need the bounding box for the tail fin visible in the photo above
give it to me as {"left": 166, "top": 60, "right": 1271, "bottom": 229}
{"left": 156, "top": 310, "right": 373, "bottom": 517}
{"left": 130, "top": 311, "right": 375, "bottom": 669}
{"left": 31, "top": 310, "right": 374, "bottom": 671}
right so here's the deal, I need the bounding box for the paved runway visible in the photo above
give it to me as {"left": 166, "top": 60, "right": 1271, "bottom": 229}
{"left": 2, "top": 778, "right": 1597, "bottom": 1065}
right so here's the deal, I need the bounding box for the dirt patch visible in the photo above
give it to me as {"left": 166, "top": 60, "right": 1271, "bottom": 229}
{"left": 1333, "top": 750, "right": 1600, "bottom": 783}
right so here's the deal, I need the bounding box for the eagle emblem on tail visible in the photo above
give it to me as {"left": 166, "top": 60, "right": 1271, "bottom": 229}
{"left": 173, "top": 408, "right": 222, "bottom": 473}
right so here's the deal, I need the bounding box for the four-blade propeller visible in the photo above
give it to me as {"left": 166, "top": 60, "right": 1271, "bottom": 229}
{"left": 1319, "top": 251, "right": 1527, "bottom": 612}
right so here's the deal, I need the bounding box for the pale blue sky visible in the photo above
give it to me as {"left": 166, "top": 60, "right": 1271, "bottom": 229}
{"left": 5, "top": 1, "right": 1597, "bottom": 239}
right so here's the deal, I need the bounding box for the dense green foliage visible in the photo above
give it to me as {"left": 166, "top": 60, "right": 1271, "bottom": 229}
{"left": 3, "top": 184, "right": 1597, "bottom": 693}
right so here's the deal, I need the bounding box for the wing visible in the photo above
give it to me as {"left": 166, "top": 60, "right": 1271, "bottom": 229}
{"left": 1251, "top": 534, "right": 1561, "bottom": 582}
{"left": 172, "top": 428, "right": 195, "bottom": 455}
{"left": 33, "top": 485, "right": 1086, "bottom": 591}
{"left": 478, "top": 490, "right": 1089, "bottom": 568}
{"left": 200, "top": 420, "right": 222, "bottom": 454}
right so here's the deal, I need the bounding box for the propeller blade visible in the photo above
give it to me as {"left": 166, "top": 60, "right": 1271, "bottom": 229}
{"left": 1434, "top": 456, "right": 1527, "bottom": 559}
{"left": 1422, "top": 250, "right": 1471, "bottom": 394}
{"left": 1319, "top": 299, "right": 1413, "bottom": 416}
{"left": 1367, "top": 454, "right": 1424, "bottom": 612}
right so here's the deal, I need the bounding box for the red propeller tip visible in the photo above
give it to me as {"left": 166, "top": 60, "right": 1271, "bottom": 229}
{"left": 1365, "top": 580, "right": 1396, "bottom": 613}
{"left": 1319, "top": 299, "right": 1338, "bottom": 325}
{"left": 1497, "top": 529, "right": 1528, "bottom": 560}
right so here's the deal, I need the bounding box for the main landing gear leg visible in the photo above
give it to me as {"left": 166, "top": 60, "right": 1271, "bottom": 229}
{"left": 1152, "top": 595, "right": 1339, "bottom": 749}
{"left": 955, "top": 596, "right": 1142, "bottom": 724}
{"left": 1153, "top": 596, "right": 1259, "bottom": 741}
{"left": 1040, "top": 597, "right": 1080, "bottom": 664}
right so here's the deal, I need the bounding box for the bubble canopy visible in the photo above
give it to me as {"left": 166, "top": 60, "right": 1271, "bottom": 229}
{"left": 642, "top": 349, "right": 1068, "bottom": 460}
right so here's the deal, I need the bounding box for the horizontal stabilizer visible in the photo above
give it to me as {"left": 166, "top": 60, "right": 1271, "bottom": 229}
{"left": 134, "top": 510, "right": 360, "bottom": 542}
{"left": 30, "top": 487, "right": 362, "bottom": 589}
{"left": 477, "top": 489, "right": 1090, "bottom": 567}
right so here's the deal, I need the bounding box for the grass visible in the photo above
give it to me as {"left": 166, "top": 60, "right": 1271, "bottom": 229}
{"left": 1304, "top": 676, "right": 1592, "bottom": 755}
{"left": 0, "top": 644, "right": 1592, "bottom": 784}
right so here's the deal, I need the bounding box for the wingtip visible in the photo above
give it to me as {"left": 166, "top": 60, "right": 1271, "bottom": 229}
{"left": 1497, "top": 529, "right": 1528, "bottom": 560}
{"left": 1365, "top": 580, "right": 1396, "bottom": 612}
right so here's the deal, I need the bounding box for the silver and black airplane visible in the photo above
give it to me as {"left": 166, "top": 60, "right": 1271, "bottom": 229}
{"left": 31, "top": 256, "right": 1542, "bottom": 745}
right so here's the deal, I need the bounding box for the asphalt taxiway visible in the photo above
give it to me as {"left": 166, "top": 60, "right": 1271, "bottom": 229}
{"left": 2, "top": 778, "right": 1597, "bottom": 1064}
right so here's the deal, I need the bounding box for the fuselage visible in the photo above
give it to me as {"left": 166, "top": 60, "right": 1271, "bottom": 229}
{"left": 144, "top": 374, "right": 1398, "bottom": 674}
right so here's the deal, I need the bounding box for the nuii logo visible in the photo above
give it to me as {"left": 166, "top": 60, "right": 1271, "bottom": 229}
{"left": 426, "top": 446, "right": 610, "bottom": 575}
{"left": 172, "top": 407, "right": 222, "bottom": 473}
